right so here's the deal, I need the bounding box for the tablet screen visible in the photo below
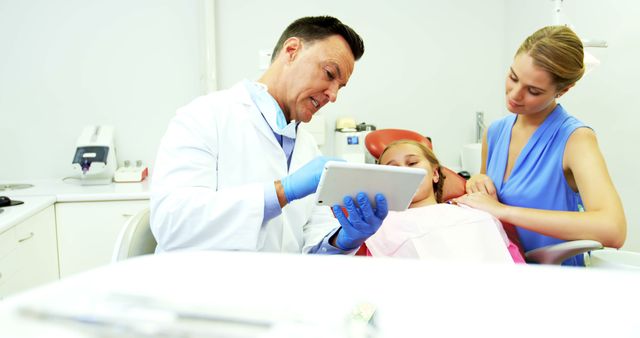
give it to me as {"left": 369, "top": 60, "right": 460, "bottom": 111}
{"left": 315, "top": 161, "right": 426, "bottom": 211}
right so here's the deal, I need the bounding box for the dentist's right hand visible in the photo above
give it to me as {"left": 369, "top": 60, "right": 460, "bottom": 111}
{"left": 281, "top": 156, "right": 344, "bottom": 203}
{"left": 332, "top": 192, "right": 388, "bottom": 250}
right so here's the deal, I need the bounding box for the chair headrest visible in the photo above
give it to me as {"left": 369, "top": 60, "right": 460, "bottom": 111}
{"left": 364, "top": 129, "right": 432, "bottom": 160}
{"left": 364, "top": 128, "right": 466, "bottom": 201}
{"left": 441, "top": 167, "right": 467, "bottom": 202}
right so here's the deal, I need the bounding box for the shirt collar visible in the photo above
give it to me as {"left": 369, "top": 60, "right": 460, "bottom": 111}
{"left": 243, "top": 80, "right": 298, "bottom": 139}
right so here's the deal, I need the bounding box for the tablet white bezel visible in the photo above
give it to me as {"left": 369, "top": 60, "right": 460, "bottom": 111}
{"left": 315, "top": 161, "right": 426, "bottom": 211}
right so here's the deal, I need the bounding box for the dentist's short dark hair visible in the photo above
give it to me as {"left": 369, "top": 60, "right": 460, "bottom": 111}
{"left": 271, "top": 16, "right": 364, "bottom": 62}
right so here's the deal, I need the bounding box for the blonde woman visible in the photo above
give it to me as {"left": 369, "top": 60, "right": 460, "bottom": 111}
{"left": 365, "top": 140, "right": 525, "bottom": 264}
{"left": 458, "top": 26, "right": 626, "bottom": 266}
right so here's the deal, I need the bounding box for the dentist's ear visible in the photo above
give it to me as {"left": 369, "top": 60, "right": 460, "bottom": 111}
{"left": 282, "top": 37, "right": 302, "bottom": 62}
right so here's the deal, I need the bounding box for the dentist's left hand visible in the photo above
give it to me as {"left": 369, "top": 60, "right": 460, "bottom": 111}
{"left": 281, "top": 156, "right": 344, "bottom": 203}
{"left": 332, "top": 192, "right": 388, "bottom": 250}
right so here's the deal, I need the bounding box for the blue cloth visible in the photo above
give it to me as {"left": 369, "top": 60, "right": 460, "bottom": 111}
{"left": 262, "top": 182, "right": 282, "bottom": 224}
{"left": 486, "top": 104, "right": 588, "bottom": 266}
{"left": 243, "top": 80, "right": 297, "bottom": 169}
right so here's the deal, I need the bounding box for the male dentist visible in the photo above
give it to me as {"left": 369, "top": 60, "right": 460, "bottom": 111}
{"left": 151, "top": 16, "right": 388, "bottom": 254}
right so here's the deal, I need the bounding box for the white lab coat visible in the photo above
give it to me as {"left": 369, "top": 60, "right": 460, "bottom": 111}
{"left": 150, "top": 82, "right": 340, "bottom": 253}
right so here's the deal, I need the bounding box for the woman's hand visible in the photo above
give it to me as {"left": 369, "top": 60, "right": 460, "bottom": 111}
{"left": 453, "top": 192, "right": 508, "bottom": 220}
{"left": 465, "top": 174, "right": 498, "bottom": 198}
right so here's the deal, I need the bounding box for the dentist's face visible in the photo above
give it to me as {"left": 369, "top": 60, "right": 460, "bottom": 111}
{"left": 505, "top": 52, "right": 560, "bottom": 117}
{"left": 279, "top": 35, "right": 355, "bottom": 123}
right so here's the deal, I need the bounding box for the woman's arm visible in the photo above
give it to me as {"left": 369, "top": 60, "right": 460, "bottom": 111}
{"left": 562, "top": 128, "right": 626, "bottom": 247}
{"left": 455, "top": 128, "right": 626, "bottom": 248}
{"left": 480, "top": 128, "right": 489, "bottom": 174}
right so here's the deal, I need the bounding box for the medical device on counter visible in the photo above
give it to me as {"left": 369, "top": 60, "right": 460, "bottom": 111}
{"left": 334, "top": 117, "right": 376, "bottom": 163}
{"left": 114, "top": 160, "right": 148, "bottom": 183}
{"left": 71, "top": 125, "right": 117, "bottom": 185}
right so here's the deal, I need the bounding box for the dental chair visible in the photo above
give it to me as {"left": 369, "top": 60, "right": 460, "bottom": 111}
{"left": 362, "top": 128, "right": 628, "bottom": 267}
{"left": 364, "top": 129, "right": 466, "bottom": 201}
{"left": 112, "top": 207, "right": 156, "bottom": 262}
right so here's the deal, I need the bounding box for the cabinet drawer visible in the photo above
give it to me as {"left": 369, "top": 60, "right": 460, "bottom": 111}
{"left": 0, "top": 227, "right": 16, "bottom": 260}
{"left": 0, "top": 249, "right": 19, "bottom": 288}
{"left": 0, "top": 227, "right": 18, "bottom": 289}
{"left": 56, "top": 200, "right": 149, "bottom": 277}
{"left": 0, "top": 206, "right": 58, "bottom": 298}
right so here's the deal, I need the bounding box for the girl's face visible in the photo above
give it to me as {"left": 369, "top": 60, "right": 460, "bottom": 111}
{"left": 379, "top": 143, "right": 439, "bottom": 206}
{"left": 505, "top": 52, "right": 562, "bottom": 117}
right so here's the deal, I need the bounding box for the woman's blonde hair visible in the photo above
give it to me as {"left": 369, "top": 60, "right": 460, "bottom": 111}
{"left": 516, "top": 25, "right": 585, "bottom": 90}
{"left": 379, "top": 140, "right": 446, "bottom": 203}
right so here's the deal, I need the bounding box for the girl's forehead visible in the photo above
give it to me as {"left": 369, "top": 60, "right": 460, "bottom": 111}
{"left": 382, "top": 144, "right": 425, "bottom": 162}
{"left": 392, "top": 143, "right": 423, "bottom": 154}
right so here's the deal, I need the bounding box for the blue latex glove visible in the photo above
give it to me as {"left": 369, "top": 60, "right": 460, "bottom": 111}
{"left": 282, "top": 156, "right": 344, "bottom": 203}
{"left": 333, "top": 192, "right": 388, "bottom": 250}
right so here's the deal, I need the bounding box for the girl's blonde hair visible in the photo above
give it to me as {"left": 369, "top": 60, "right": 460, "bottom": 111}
{"left": 379, "top": 140, "right": 446, "bottom": 203}
{"left": 516, "top": 25, "right": 585, "bottom": 90}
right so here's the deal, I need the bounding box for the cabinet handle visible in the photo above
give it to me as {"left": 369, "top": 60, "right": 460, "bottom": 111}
{"left": 18, "top": 232, "right": 34, "bottom": 243}
{"left": 122, "top": 214, "right": 133, "bottom": 218}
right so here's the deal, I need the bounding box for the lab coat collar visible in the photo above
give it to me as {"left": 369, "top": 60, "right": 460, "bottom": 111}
{"left": 243, "top": 80, "right": 298, "bottom": 139}
{"left": 231, "top": 82, "right": 282, "bottom": 151}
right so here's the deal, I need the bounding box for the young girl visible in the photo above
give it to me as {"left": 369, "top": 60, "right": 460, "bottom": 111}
{"left": 365, "top": 140, "right": 525, "bottom": 264}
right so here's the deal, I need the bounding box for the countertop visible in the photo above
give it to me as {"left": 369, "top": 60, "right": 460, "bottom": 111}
{"left": 1, "top": 251, "right": 640, "bottom": 337}
{"left": 0, "top": 196, "right": 57, "bottom": 235}
{"left": 0, "top": 179, "right": 150, "bottom": 202}
{"left": 0, "top": 179, "right": 150, "bottom": 234}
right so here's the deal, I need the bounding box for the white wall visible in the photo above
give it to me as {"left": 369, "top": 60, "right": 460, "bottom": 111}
{"left": 0, "top": 0, "right": 207, "bottom": 180}
{"left": 2, "top": 0, "right": 638, "bottom": 251}
{"left": 504, "top": 0, "right": 640, "bottom": 251}
{"left": 214, "top": 0, "right": 507, "bottom": 169}
{"left": 214, "top": 0, "right": 640, "bottom": 251}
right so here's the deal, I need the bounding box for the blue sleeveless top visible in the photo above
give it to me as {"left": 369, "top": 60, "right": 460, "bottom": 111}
{"left": 486, "top": 104, "right": 588, "bottom": 266}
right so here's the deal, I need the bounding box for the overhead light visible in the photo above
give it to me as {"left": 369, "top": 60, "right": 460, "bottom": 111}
{"left": 552, "top": 0, "right": 607, "bottom": 73}
{"left": 582, "top": 39, "right": 608, "bottom": 48}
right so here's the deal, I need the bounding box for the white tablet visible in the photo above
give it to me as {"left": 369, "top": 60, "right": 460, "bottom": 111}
{"left": 315, "top": 161, "right": 426, "bottom": 211}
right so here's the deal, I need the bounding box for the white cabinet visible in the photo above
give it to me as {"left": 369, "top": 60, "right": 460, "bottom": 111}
{"left": 0, "top": 227, "right": 17, "bottom": 299}
{"left": 55, "top": 200, "right": 148, "bottom": 277}
{"left": 0, "top": 206, "right": 59, "bottom": 300}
